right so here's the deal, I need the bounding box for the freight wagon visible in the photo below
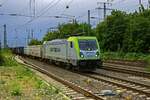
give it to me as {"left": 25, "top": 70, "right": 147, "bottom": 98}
{"left": 11, "top": 47, "right": 24, "bottom": 55}
{"left": 24, "top": 45, "right": 42, "bottom": 58}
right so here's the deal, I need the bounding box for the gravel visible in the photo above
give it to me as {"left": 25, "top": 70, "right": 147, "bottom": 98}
{"left": 23, "top": 57, "right": 149, "bottom": 100}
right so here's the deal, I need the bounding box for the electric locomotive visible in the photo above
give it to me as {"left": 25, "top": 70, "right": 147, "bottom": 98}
{"left": 43, "top": 36, "right": 102, "bottom": 71}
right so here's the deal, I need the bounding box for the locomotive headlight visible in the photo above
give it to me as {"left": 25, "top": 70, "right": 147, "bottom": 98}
{"left": 80, "top": 52, "right": 84, "bottom": 58}
{"left": 96, "top": 51, "right": 99, "bottom": 57}
{"left": 81, "top": 55, "right": 84, "bottom": 58}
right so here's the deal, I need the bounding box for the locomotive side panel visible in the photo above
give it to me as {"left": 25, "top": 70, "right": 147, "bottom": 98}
{"left": 43, "top": 40, "right": 68, "bottom": 63}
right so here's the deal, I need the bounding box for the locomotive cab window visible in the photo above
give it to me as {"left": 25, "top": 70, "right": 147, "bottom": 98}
{"left": 70, "top": 42, "right": 73, "bottom": 48}
{"left": 78, "top": 40, "right": 98, "bottom": 51}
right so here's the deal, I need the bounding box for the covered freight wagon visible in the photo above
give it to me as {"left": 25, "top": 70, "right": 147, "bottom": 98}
{"left": 24, "top": 45, "right": 42, "bottom": 58}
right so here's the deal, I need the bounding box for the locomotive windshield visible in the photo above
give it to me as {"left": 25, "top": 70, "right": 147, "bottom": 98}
{"left": 78, "top": 40, "right": 98, "bottom": 51}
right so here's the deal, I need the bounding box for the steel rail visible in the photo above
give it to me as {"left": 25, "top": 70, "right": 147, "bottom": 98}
{"left": 18, "top": 57, "right": 105, "bottom": 100}
{"left": 101, "top": 65, "right": 150, "bottom": 78}
{"left": 83, "top": 73, "right": 150, "bottom": 97}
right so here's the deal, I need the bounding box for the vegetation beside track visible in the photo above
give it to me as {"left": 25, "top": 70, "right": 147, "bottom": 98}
{"left": 102, "top": 52, "right": 150, "bottom": 61}
{"left": 102, "top": 52, "right": 150, "bottom": 70}
{"left": 0, "top": 49, "right": 18, "bottom": 66}
{"left": 0, "top": 49, "right": 70, "bottom": 99}
{"left": 0, "top": 51, "right": 2, "bottom": 65}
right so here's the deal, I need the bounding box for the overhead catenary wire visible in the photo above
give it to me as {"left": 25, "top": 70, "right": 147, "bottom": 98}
{"left": 60, "top": 0, "right": 75, "bottom": 15}
{"left": 12, "top": 0, "right": 58, "bottom": 29}
{"left": 36, "top": 0, "right": 57, "bottom": 16}
{"left": 67, "top": 0, "right": 74, "bottom": 6}
{"left": 3, "top": 0, "right": 147, "bottom": 30}
{"left": 0, "top": 13, "right": 33, "bottom": 17}
{"left": 26, "top": 0, "right": 62, "bottom": 23}
{"left": 38, "top": 0, "right": 61, "bottom": 17}
{"left": 76, "top": 8, "right": 97, "bottom": 19}
{"left": 15, "top": 0, "right": 62, "bottom": 29}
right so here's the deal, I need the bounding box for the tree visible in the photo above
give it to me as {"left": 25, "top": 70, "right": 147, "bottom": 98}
{"left": 96, "top": 8, "right": 150, "bottom": 53}
{"left": 58, "top": 22, "right": 91, "bottom": 36}
{"left": 42, "top": 23, "right": 91, "bottom": 42}
{"left": 42, "top": 31, "right": 60, "bottom": 42}
{"left": 28, "top": 39, "right": 42, "bottom": 45}
{"left": 125, "top": 16, "right": 150, "bottom": 53}
{"left": 96, "top": 10, "right": 128, "bottom": 51}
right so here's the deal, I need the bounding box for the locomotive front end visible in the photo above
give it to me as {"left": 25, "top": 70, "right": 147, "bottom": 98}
{"left": 77, "top": 37, "right": 102, "bottom": 70}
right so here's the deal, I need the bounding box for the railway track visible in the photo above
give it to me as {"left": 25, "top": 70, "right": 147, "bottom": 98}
{"left": 104, "top": 62, "right": 146, "bottom": 71}
{"left": 17, "top": 56, "right": 150, "bottom": 100}
{"left": 17, "top": 56, "right": 105, "bottom": 100}
{"left": 83, "top": 72, "right": 150, "bottom": 97}
{"left": 102, "top": 63, "right": 150, "bottom": 78}
{"left": 104, "top": 60, "right": 147, "bottom": 68}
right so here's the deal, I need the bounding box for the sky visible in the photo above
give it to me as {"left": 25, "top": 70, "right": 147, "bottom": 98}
{"left": 0, "top": 0, "right": 149, "bottom": 47}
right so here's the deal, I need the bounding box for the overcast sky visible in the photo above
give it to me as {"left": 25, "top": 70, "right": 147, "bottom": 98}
{"left": 0, "top": 0, "right": 149, "bottom": 47}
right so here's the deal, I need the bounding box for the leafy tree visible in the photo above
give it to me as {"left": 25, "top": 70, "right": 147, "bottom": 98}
{"left": 28, "top": 39, "right": 42, "bottom": 45}
{"left": 42, "top": 23, "right": 91, "bottom": 42}
{"left": 96, "top": 8, "right": 150, "bottom": 53}
{"left": 125, "top": 16, "right": 150, "bottom": 53}
{"left": 58, "top": 22, "right": 91, "bottom": 36}
{"left": 96, "top": 10, "right": 128, "bottom": 51}
{"left": 42, "top": 31, "right": 60, "bottom": 42}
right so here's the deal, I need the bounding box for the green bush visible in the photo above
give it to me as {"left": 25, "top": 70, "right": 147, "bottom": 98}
{"left": 96, "top": 8, "right": 150, "bottom": 53}
{"left": 0, "top": 54, "right": 2, "bottom": 65}
{"left": 10, "top": 82, "right": 22, "bottom": 96}
{"left": 102, "top": 52, "right": 150, "bottom": 70}
{"left": 35, "top": 79, "right": 44, "bottom": 89}
{"left": 0, "top": 49, "right": 18, "bottom": 66}
{"left": 102, "top": 52, "right": 150, "bottom": 61}
{"left": 11, "top": 87, "right": 22, "bottom": 96}
{"left": 0, "top": 50, "right": 4, "bottom": 65}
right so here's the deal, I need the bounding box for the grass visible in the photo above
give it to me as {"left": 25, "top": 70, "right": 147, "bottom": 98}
{"left": 102, "top": 52, "right": 149, "bottom": 60}
{"left": 10, "top": 82, "right": 22, "bottom": 96}
{"left": 0, "top": 49, "right": 70, "bottom": 99}
{"left": 102, "top": 52, "right": 150, "bottom": 70}
{"left": 0, "top": 49, "right": 18, "bottom": 66}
